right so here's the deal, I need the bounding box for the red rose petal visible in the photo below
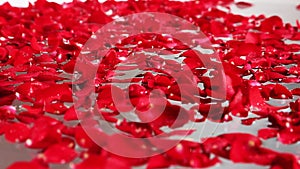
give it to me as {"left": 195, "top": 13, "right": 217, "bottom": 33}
{"left": 235, "top": 2, "right": 253, "bottom": 9}
{"left": 31, "top": 37, "right": 42, "bottom": 51}
{"left": 260, "top": 16, "right": 283, "bottom": 32}
{"left": 245, "top": 32, "right": 260, "bottom": 44}
{"left": 241, "top": 117, "right": 262, "bottom": 125}
{"left": 75, "top": 126, "right": 98, "bottom": 149}
{"left": 147, "top": 154, "right": 170, "bottom": 169}
{"left": 289, "top": 66, "right": 300, "bottom": 76}
{"left": 290, "top": 99, "right": 300, "bottom": 112}
{"left": 0, "top": 87, "right": 16, "bottom": 106}
{"left": 13, "top": 46, "right": 34, "bottom": 66}
{"left": 7, "top": 161, "right": 48, "bottom": 169}
{"left": 76, "top": 153, "right": 131, "bottom": 169}
{"left": 0, "top": 46, "right": 8, "bottom": 61}
{"left": 0, "top": 105, "right": 16, "bottom": 120}
{"left": 270, "top": 84, "right": 293, "bottom": 99}
{"left": 26, "top": 117, "right": 63, "bottom": 148}
{"left": 64, "top": 106, "right": 79, "bottom": 121}
{"left": 5, "top": 122, "right": 31, "bottom": 143}
{"left": 42, "top": 143, "right": 77, "bottom": 164}
{"left": 75, "top": 154, "right": 103, "bottom": 169}
{"left": 258, "top": 128, "right": 277, "bottom": 139}
{"left": 278, "top": 128, "right": 300, "bottom": 144}
{"left": 35, "top": 84, "right": 73, "bottom": 103}
{"left": 16, "top": 111, "right": 40, "bottom": 124}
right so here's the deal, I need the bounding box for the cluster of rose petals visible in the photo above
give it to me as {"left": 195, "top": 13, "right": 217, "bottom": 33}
{"left": 0, "top": 0, "right": 300, "bottom": 169}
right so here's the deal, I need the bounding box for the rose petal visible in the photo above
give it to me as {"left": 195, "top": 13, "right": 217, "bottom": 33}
{"left": 235, "top": 2, "right": 252, "bottom": 9}
{"left": 7, "top": 161, "right": 48, "bottom": 169}
{"left": 42, "top": 143, "right": 77, "bottom": 164}
{"left": 5, "top": 122, "right": 31, "bottom": 143}
{"left": 258, "top": 128, "right": 277, "bottom": 139}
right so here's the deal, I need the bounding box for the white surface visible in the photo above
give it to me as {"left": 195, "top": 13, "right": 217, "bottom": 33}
{"left": 0, "top": 0, "right": 299, "bottom": 168}
{"left": 232, "top": 0, "right": 300, "bottom": 24}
